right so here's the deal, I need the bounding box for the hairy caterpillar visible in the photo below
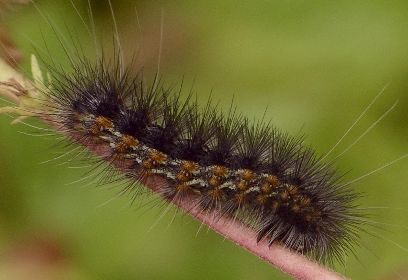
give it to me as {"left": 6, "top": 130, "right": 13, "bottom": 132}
{"left": 0, "top": 1, "right": 406, "bottom": 278}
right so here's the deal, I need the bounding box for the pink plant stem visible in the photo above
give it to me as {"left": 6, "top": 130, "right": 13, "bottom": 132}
{"left": 58, "top": 127, "right": 347, "bottom": 280}
{"left": 179, "top": 201, "right": 346, "bottom": 280}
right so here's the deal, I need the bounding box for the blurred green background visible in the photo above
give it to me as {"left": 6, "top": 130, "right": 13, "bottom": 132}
{"left": 0, "top": 0, "right": 407, "bottom": 279}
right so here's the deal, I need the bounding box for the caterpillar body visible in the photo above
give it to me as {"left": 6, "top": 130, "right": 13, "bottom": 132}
{"left": 3, "top": 54, "right": 362, "bottom": 265}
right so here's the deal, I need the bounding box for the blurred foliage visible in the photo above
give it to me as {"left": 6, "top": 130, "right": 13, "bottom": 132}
{"left": 0, "top": 0, "right": 407, "bottom": 279}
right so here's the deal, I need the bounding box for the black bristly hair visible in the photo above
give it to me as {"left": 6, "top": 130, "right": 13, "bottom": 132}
{"left": 37, "top": 54, "right": 364, "bottom": 264}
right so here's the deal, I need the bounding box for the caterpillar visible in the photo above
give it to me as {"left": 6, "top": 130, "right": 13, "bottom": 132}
{"left": 0, "top": 1, "right": 407, "bottom": 279}
{"left": 49, "top": 54, "right": 362, "bottom": 261}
